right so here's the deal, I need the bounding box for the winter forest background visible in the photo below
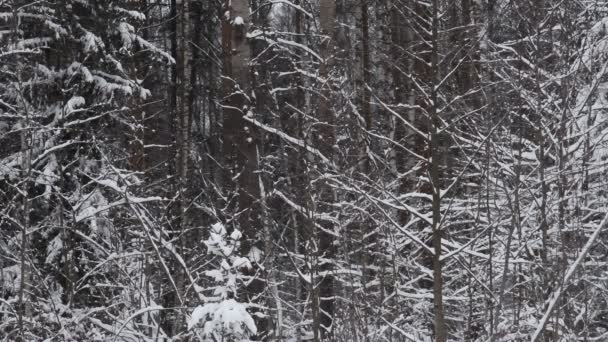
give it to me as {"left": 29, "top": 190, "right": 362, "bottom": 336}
{"left": 3, "top": 0, "right": 608, "bottom": 341}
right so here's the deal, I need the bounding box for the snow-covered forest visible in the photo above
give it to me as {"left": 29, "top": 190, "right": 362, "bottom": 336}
{"left": 2, "top": 0, "right": 608, "bottom": 341}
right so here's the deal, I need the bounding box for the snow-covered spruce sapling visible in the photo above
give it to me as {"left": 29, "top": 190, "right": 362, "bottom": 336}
{"left": 188, "top": 223, "right": 257, "bottom": 341}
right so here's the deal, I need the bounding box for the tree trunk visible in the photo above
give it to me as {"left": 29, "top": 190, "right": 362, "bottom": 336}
{"left": 359, "top": 1, "right": 373, "bottom": 340}
{"left": 221, "top": 0, "right": 266, "bottom": 338}
{"left": 316, "top": 0, "right": 336, "bottom": 339}
{"left": 171, "top": 0, "right": 192, "bottom": 335}
{"left": 360, "top": 0, "right": 372, "bottom": 132}
{"left": 17, "top": 84, "right": 32, "bottom": 342}
{"left": 429, "top": 0, "right": 447, "bottom": 340}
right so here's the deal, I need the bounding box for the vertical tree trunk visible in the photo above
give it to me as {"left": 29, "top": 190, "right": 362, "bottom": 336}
{"left": 129, "top": 0, "right": 151, "bottom": 172}
{"left": 531, "top": 4, "right": 553, "bottom": 340}
{"left": 429, "top": 0, "right": 447, "bottom": 340}
{"left": 17, "top": 104, "right": 31, "bottom": 342}
{"left": 13, "top": 4, "right": 31, "bottom": 336}
{"left": 177, "top": 0, "right": 192, "bottom": 190}
{"left": 359, "top": 1, "right": 373, "bottom": 340}
{"left": 390, "top": 0, "right": 417, "bottom": 227}
{"left": 292, "top": 3, "right": 306, "bottom": 341}
{"left": 171, "top": 0, "right": 192, "bottom": 335}
{"left": 316, "top": 0, "right": 336, "bottom": 339}
{"left": 17, "top": 101, "right": 31, "bottom": 342}
{"left": 459, "top": 0, "right": 484, "bottom": 338}
{"left": 221, "top": 0, "right": 266, "bottom": 338}
{"left": 481, "top": 0, "right": 496, "bottom": 336}
{"left": 360, "top": 0, "right": 372, "bottom": 132}
{"left": 222, "top": 0, "right": 261, "bottom": 236}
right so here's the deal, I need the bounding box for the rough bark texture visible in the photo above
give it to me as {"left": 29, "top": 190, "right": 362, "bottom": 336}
{"left": 316, "top": 0, "right": 336, "bottom": 339}
{"left": 430, "top": 0, "right": 447, "bottom": 340}
{"left": 223, "top": 0, "right": 260, "bottom": 232}
{"left": 222, "top": 0, "right": 266, "bottom": 339}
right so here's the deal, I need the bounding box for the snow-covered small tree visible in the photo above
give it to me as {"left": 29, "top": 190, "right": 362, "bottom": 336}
{"left": 188, "top": 222, "right": 257, "bottom": 341}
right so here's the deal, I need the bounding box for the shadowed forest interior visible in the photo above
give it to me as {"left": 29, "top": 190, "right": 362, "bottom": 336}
{"left": 2, "top": 0, "right": 608, "bottom": 341}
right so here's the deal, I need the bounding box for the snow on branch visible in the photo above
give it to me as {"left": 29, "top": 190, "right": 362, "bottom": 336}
{"left": 243, "top": 116, "right": 334, "bottom": 167}
{"left": 531, "top": 212, "right": 608, "bottom": 342}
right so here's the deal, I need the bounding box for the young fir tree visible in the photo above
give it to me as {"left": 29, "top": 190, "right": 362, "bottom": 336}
{"left": 188, "top": 222, "right": 257, "bottom": 341}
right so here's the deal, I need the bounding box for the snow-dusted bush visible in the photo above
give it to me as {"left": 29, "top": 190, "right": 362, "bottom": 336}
{"left": 188, "top": 223, "right": 257, "bottom": 341}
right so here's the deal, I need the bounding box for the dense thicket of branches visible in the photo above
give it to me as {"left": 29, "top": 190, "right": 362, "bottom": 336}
{"left": 2, "top": 0, "right": 608, "bottom": 341}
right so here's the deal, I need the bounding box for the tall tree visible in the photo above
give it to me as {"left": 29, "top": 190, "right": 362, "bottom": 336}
{"left": 221, "top": 0, "right": 267, "bottom": 338}
{"left": 313, "top": 0, "right": 337, "bottom": 339}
